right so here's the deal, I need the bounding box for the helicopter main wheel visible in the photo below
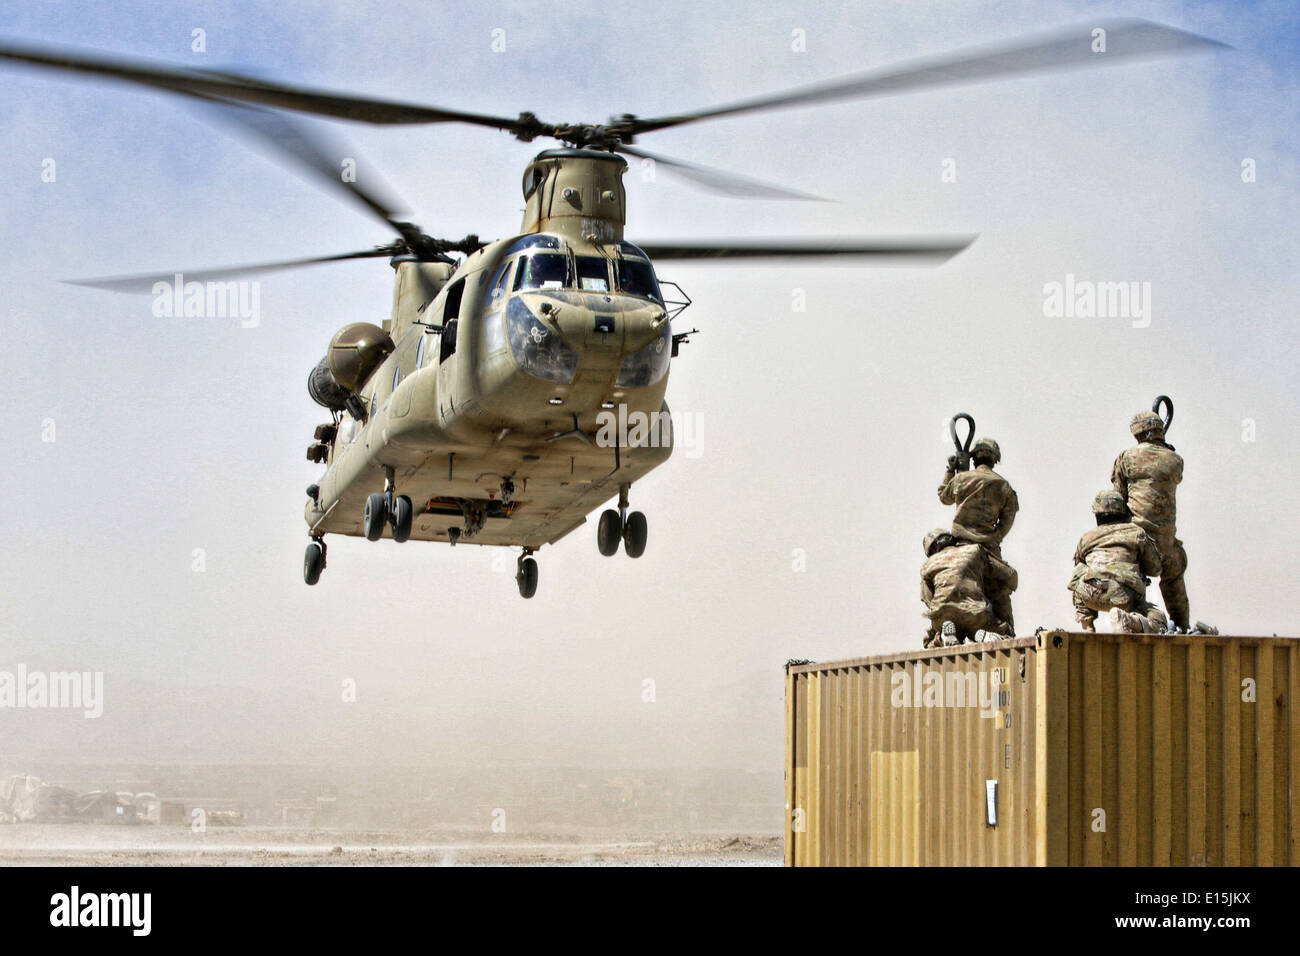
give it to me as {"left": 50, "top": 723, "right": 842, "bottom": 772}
{"left": 516, "top": 557, "right": 539, "bottom": 599}
{"left": 391, "top": 495, "right": 413, "bottom": 543}
{"left": 623, "top": 511, "right": 648, "bottom": 558}
{"left": 597, "top": 509, "right": 622, "bottom": 556}
{"left": 363, "top": 492, "right": 387, "bottom": 541}
{"left": 303, "top": 540, "right": 325, "bottom": 586}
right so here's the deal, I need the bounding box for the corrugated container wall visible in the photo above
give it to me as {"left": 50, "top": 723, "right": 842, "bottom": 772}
{"left": 784, "top": 631, "right": 1299, "bottom": 866}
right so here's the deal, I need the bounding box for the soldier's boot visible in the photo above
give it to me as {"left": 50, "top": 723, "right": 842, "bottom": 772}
{"left": 1109, "top": 607, "right": 1145, "bottom": 634}
{"left": 941, "top": 621, "right": 959, "bottom": 646}
{"left": 1075, "top": 609, "right": 1098, "bottom": 633}
{"left": 1159, "top": 574, "right": 1190, "bottom": 632}
{"left": 1140, "top": 605, "right": 1169, "bottom": 635}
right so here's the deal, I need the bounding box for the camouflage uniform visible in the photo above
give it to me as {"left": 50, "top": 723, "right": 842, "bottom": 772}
{"left": 938, "top": 443, "right": 1019, "bottom": 635}
{"left": 1112, "top": 413, "right": 1189, "bottom": 629}
{"left": 921, "top": 535, "right": 999, "bottom": 647}
{"left": 1068, "top": 521, "right": 1168, "bottom": 634}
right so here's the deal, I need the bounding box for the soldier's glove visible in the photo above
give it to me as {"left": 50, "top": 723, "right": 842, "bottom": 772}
{"left": 946, "top": 455, "right": 959, "bottom": 471}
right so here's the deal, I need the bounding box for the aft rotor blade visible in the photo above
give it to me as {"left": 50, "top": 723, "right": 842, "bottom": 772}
{"left": 188, "top": 92, "right": 413, "bottom": 238}
{"left": 0, "top": 37, "right": 525, "bottom": 130}
{"left": 629, "top": 19, "right": 1228, "bottom": 135}
{"left": 63, "top": 247, "right": 400, "bottom": 293}
{"left": 615, "top": 145, "right": 827, "bottom": 200}
{"left": 635, "top": 236, "right": 977, "bottom": 264}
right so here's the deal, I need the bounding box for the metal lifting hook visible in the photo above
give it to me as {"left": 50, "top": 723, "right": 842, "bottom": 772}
{"left": 949, "top": 413, "right": 976, "bottom": 471}
{"left": 1152, "top": 395, "right": 1173, "bottom": 433}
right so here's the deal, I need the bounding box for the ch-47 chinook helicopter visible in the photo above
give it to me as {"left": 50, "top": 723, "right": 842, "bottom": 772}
{"left": 0, "top": 19, "right": 1222, "bottom": 596}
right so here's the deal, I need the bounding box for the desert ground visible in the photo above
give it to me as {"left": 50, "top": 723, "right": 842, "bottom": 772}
{"left": 0, "top": 824, "right": 782, "bottom": 866}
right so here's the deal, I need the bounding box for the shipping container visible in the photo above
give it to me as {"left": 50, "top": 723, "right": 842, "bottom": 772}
{"left": 784, "top": 631, "right": 1299, "bottom": 866}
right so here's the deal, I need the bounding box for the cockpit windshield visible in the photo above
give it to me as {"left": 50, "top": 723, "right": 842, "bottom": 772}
{"left": 498, "top": 236, "right": 662, "bottom": 303}
{"left": 514, "top": 253, "right": 571, "bottom": 291}
{"left": 615, "top": 257, "right": 662, "bottom": 303}
{"left": 575, "top": 256, "right": 611, "bottom": 292}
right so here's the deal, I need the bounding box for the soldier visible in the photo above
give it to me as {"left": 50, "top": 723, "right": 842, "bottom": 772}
{"left": 1112, "top": 410, "right": 1189, "bottom": 630}
{"left": 920, "top": 529, "right": 1013, "bottom": 646}
{"left": 1068, "top": 491, "right": 1168, "bottom": 634}
{"left": 938, "top": 437, "right": 1019, "bottom": 635}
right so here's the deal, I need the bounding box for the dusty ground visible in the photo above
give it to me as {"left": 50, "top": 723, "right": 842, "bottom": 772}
{"left": 0, "top": 825, "right": 782, "bottom": 866}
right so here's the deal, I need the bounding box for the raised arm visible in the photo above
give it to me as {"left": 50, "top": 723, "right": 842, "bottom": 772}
{"left": 938, "top": 460, "right": 959, "bottom": 504}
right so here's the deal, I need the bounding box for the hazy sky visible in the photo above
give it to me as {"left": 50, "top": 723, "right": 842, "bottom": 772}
{"left": 0, "top": 0, "right": 1296, "bottom": 773}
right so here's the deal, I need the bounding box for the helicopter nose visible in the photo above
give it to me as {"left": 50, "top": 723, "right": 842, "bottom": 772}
{"left": 525, "top": 291, "right": 667, "bottom": 354}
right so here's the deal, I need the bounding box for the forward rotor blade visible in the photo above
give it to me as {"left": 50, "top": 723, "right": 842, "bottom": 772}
{"left": 0, "top": 37, "right": 525, "bottom": 130}
{"left": 629, "top": 19, "right": 1228, "bottom": 135}
{"left": 636, "top": 236, "right": 977, "bottom": 264}
{"left": 63, "top": 247, "right": 400, "bottom": 293}
{"left": 615, "top": 145, "right": 827, "bottom": 200}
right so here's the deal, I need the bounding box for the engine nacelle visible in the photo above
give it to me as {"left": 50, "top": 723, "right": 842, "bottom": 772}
{"left": 307, "top": 322, "right": 395, "bottom": 410}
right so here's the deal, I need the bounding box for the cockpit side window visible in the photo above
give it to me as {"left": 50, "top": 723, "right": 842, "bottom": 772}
{"left": 575, "top": 256, "right": 611, "bottom": 292}
{"left": 522, "top": 166, "right": 546, "bottom": 200}
{"left": 515, "top": 253, "right": 571, "bottom": 291}
{"left": 488, "top": 261, "right": 514, "bottom": 307}
{"left": 615, "top": 257, "right": 663, "bottom": 303}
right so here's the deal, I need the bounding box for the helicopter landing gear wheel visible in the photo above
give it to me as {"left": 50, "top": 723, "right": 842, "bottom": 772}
{"left": 391, "top": 495, "right": 413, "bottom": 543}
{"left": 622, "top": 511, "right": 648, "bottom": 558}
{"left": 363, "top": 492, "right": 387, "bottom": 541}
{"left": 304, "top": 539, "right": 326, "bottom": 586}
{"left": 516, "top": 554, "right": 539, "bottom": 599}
{"left": 597, "top": 509, "right": 622, "bottom": 556}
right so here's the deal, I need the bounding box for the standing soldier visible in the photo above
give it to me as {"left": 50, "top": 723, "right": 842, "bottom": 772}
{"left": 1068, "top": 491, "right": 1168, "bottom": 633}
{"left": 938, "top": 437, "right": 1019, "bottom": 635}
{"left": 1112, "top": 410, "right": 1189, "bottom": 630}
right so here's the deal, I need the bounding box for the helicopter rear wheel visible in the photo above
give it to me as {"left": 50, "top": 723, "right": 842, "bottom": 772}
{"left": 303, "top": 540, "right": 325, "bottom": 586}
{"left": 391, "top": 495, "right": 413, "bottom": 543}
{"left": 622, "top": 511, "right": 648, "bottom": 558}
{"left": 597, "top": 509, "right": 622, "bottom": 556}
{"left": 363, "top": 492, "right": 387, "bottom": 541}
{"left": 516, "top": 556, "right": 539, "bottom": 599}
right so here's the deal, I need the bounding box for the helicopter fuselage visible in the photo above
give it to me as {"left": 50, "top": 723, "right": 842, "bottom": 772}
{"left": 305, "top": 149, "right": 677, "bottom": 550}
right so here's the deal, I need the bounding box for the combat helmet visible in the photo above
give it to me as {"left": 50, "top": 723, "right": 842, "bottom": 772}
{"left": 1092, "top": 490, "right": 1129, "bottom": 517}
{"left": 1130, "top": 410, "right": 1164, "bottom": 439}
{"left": 923, "top": 528, "right": 953, "bottom": 556}
{"left": 972, "top": 437, "right": 1001, "bottom": 464}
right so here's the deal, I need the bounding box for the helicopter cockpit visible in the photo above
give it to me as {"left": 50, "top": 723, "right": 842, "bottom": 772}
{"left": 486, "top": 235, "right": 664, "bottom": 305}
{"left": 481, "top": 235, "right": 670, "bottom": 387}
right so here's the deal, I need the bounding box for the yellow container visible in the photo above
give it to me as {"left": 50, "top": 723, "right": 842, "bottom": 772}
{"left": 784, "top": 631, "right": 1300, "bottom": 866}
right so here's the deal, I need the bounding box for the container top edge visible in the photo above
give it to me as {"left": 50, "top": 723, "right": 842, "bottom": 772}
{"left": 785, "top": 631, "right": 1300, "bottom": 674}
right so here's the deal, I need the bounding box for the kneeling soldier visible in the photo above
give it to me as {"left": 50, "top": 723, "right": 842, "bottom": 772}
{"left": 921, "top": 529, "right": 1012, "bottom": 646}
{"left": 1068, "top": 491, "right": 1167, "bottom": 634}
